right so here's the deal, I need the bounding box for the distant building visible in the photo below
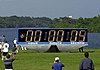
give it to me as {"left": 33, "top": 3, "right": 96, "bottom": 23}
{"left": 68, "top": 16, "right": 72, "bottom": 18}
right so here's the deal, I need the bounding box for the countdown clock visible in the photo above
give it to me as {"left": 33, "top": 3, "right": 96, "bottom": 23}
{"left": 17, "top": 28, "right": 88, "bottom": 52}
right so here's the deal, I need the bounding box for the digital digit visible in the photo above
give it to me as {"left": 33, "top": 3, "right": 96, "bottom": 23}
{"left": 25, "top": 30, "right": 33, "bottom": 42}
{"left": 79, "top": 30, "right": 86, "bottom": 42}
{"left": 70, "top": 30, "right": 78, "bottom": 42}
{"left": 48, "top": 30, "right": 56, "bottom": 42}
{"left": 34, "top": 30, "right": 42, "bottom": 42}
{"left": 56, "top": 30, "right": 64, "bottom": 42}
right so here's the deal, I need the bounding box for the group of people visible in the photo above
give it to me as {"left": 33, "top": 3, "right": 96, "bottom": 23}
{"left": 0, "top": 35, "right": 95, "bottom": 70}
{"left": 0, "top": 36, "right": 18, "bottom": 70}
{"left": 0, "top": 35, "right": 28, "bottom": 70}
{"left": 1, "top": 50, "right": 95, "bottom": 70}
{"left": 52, "top": 52, "right": 94, "bottom": 70}
{"left": 1, "top": 46, "right": 94, "bottom": 70}
{"left": 0, "top": 37, "right": 18, "bottom": 60}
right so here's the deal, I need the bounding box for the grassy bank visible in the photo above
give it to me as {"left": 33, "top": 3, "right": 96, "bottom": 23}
{"left": 0, "top": 48, "right": 100, "bottom": 70}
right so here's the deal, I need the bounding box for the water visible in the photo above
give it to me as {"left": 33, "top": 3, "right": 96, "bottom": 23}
{"left": 0, "top": 28, "right": 100, "bottom": 48}
{"left": 88, "top": 33, "right": 100, "bottom": 48}
{"left": 0, "top": 28, "right": 17, "bottom": 48}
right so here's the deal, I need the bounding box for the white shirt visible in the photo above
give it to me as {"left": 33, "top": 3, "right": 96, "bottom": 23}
{"left": 0, "top": 44, "right": 2, "bottom": 49}
{"left": 13, "top": 39, "right": 17, "bottom": 44}
{"left": 2, "top": 43, "right": 9, "bottom": 52}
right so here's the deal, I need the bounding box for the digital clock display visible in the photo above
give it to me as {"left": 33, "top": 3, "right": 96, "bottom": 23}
{"left": 18, "top": 28, "right": 87, "bottom": 43}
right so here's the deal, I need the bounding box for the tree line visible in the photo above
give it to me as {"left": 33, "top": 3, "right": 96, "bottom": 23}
{"left": 0, "top": 15, "right": 100, "bottom": 32}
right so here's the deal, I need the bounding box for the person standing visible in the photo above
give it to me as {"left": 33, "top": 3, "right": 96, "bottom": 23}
{"left": 4, "top": 53, "right": 15, "bottom": 70}
{"left": 52, "top": 57, "right": 64, "bottom": 70}
{"left": 2, "top": 41, "right": 9, "bottom": 60}
{"left": 13, "top": 38, "right": 18, "bottom": 53}
{"left": 1, "top": 35, "right": 6, "bottom": 44}
{"left": 79, "top": 52, "right": 94, "bottom": 70}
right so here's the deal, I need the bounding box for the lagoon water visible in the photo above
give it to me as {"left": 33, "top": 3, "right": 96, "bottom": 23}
{"left": 0, "top": 28, "right": 100, "bottom": 48}
{"left": 0, "top": 28, "right": 17, "bottom": 48}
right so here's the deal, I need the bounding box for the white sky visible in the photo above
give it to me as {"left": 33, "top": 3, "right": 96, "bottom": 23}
{"left": 0, "top": 0, "right": 100, "bottom": 18}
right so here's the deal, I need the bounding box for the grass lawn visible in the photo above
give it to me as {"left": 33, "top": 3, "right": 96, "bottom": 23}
{"left": 0, "top": 48, "right": 100, "bottom": 70}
